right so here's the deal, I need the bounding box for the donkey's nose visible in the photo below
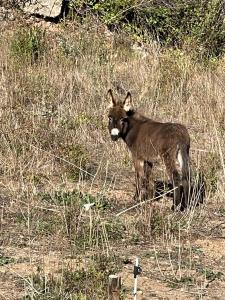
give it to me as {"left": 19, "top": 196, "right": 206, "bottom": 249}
{"left": 111, "top": 128, "right": 120, "bottom": 141}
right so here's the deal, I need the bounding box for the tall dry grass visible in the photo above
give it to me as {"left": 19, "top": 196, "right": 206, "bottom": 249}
{"left": 1, "top": 17, "right": 225, "bottom": 299}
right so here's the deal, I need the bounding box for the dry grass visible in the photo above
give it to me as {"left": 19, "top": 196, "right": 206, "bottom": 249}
{"left": 1, "top": 15, "right": 225, "bottom": 300}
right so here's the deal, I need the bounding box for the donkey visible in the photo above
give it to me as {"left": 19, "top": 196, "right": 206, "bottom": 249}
{"left": 107, "top": 89, "right": 191, "bottom": 211}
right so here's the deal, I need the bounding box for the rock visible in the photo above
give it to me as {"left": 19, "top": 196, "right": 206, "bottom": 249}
{"left": 22, "top": 0, "right": 63, "bottom": 18}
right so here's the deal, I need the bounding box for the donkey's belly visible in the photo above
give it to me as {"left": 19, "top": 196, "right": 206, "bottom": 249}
{"left": 131, "top": 143, "right": 159, "bottom": 162}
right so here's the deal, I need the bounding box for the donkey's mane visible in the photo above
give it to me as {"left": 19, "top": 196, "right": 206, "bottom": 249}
{"left": 130, "top": 110, "right": 153, "bottom": 123}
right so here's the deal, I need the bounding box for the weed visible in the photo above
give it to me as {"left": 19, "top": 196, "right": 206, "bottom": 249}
{"left": 130, "top": 234, "right": 140, "bottom": 244}
{"left": 203, "top": 269, "right": 224, "bottom": 282}
{"left": 37, "top": 189, "right": 122, "bottom": 250}
{"left": 62, "top": 144, "right": 90, "bottom": 180}
{"left": 104, "top": 219, "right": 126, "bottom": 240}
{"left": 167, "top": 276, "right": 194, "bottom": 289}
{"left": 15, "top": 208, "right": 62, "bottom": 237}
{"left": 0, "top": 254, "right": 15, "bottom": 266}
{"left": 23, "top": 255, "right": 122, "bottom": 299}
{"left": 192, "top": 247, "right": 204, "bottom": 256}
{"left": 58, "top": 30, "right": 110, "bottom": 65}
{"left": 202, "top": 152, "right": 221, "bottom": 193}
{"left": 35, "top": 217, "right": 61, "bottom": 236}
{"left": 11, "top": 26, "right": 46, "bottom": 64}
{"left": 39, "top": 190, "right": 111, "bottom": 210}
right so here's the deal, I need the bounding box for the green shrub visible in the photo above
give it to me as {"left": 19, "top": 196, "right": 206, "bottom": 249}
{"left": 0, "top": 255, "right": 15, "bottom": 266}
{"left": 63, "top": 144, "right": 90, "bottom": 179}
{"left": 68, "top": 0, "right": 225, "bottom": 60}
{"left": 11, "top": 26, "right": 46, "bottom": 64}
{"left": 39, "top": 189, "right": 111, "bottom": 210}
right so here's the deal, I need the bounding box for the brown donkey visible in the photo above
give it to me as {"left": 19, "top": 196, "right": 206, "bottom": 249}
{"left": 107, "top": 89, "right": 191, "bottom": 211}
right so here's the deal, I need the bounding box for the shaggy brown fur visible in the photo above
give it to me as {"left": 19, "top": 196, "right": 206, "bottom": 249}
{"left": 107, "top": 89, "right": 191, "bottom": 211}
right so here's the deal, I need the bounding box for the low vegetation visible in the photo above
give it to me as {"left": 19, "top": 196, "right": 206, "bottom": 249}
{"left": 69, "top": 0, "right": 225, "bottom": 61}
{"left": 1, "top": 2, "right": 225, "bottom": 299}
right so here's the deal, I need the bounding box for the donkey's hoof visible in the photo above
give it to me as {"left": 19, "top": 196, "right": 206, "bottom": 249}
{"left": 180, "top": 205, "right": 186, "bottom": 212}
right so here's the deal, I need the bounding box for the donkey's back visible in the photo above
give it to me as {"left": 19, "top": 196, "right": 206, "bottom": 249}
{"left": 127, "top": 114, "right": 190, "bottom": 162}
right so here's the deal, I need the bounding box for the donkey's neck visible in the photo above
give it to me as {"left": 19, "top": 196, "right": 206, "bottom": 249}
{"left": 122, "top": 112, "right": 150, "bottom": 146}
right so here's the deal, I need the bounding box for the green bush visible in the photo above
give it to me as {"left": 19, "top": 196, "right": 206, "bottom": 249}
{"left": 0, "top": 255, "right": 15, "bottom": 266}
{"left": 68, "top": 0, "right": 225, "bottom": 60}
{"left": 137, "top": 0, "right": 225, "bottom": 60}
{"left": 69, "top": 0, "right": 135, "bottom": 25}
{"left": 11, "top": 26, "right": 46, "bottom": 63}
{"left": 39, "top": 189, "right": 111, "bottom": 210}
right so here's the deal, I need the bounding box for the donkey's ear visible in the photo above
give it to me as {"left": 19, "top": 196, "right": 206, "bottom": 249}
{"left": 123, "top": 92, "right": 133, "bottom": 112}
{"left": 107, "top": 89, "right": 116, "bottom": 108}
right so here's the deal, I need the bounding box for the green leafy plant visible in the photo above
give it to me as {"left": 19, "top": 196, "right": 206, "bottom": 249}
{"left": 204, "top": 269, "right": 224, "bottom": 281}
{"left": 11, "top": 26, "right": 46, "bottom": 63}
{"left": 68, "top": 0, "right": 225, "bottom": 61}
{"left": 0, "top": 255, "right": 15, "bottom": 266}
{"left": 39, "top": 190, "right": 111, "bottom": 210}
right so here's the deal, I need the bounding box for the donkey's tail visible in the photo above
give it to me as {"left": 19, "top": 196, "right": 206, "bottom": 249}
{"left": 177, "top": 144, "right": 191, "bottom": 209}
{"left": 177, "top": 144, "right": 190, "bottom": 179}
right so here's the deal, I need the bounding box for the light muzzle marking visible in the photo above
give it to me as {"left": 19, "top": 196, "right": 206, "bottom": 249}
{"left": 111, "top": 128, "right": 119, "bottom": 136}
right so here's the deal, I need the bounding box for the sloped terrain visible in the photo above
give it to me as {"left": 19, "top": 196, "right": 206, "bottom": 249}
{"left": 1, "top": 12, "right": 225, "bottom": 300}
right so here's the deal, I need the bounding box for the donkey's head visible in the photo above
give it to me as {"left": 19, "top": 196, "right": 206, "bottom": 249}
{"left": 107, "top": 89, "right": 133, "bottom": 141}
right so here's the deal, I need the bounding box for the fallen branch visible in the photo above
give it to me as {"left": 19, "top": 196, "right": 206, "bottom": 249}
{"left": 116, "top": 187, "right": 177, "bottom": 217}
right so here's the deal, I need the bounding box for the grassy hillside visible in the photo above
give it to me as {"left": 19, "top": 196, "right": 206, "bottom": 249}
{"left": 1, "top": 10, "right": 225, "bottom": 300}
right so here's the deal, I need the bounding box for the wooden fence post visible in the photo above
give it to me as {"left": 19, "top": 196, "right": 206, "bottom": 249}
{"left": 108, "top": 274, "right": 121, "bottom": 300}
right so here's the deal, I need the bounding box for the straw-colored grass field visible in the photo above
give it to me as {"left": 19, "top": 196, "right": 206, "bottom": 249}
{"left": 1, "top": 11, "right": 225, "bottom": 299}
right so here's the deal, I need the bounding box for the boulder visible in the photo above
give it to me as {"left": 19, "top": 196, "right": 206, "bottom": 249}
{"left": 23, "top": 0, "right": 63, "bottom": 18}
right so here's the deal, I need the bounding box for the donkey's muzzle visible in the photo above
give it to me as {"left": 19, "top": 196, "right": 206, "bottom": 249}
{"left": 111, "top": 134, "right": 119, "bottom": 141}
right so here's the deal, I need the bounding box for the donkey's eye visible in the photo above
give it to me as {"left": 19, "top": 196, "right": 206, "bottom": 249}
{"left": 108, "top": 116, "right": 113, "bottom": 122}
{"left": 120, "top": 118, "right": 126, "bottom": 125}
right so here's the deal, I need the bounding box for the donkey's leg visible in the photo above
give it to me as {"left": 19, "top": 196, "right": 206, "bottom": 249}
{"left": 164, "top": 156, "right": 181, "bottom": 210}
{"left": 134, "top": 169, "right": 141, "bottom": 201}
{"left": 171, "top": 170, "right": 182, "bottom": 210}
{"left": 144, "top": 161, "right": 154, "bottom": 198}
{"left": 133, "top": 158, "right": 142, "bottom": 200}
{"left": 179, "top": 146, "right": 191, "bottom": 210}
{"left": 181, "top": 177, "right": 189, "bottom": 210}
{"left": 180, "top": 166, "right": 191, "bottom": 210}
{"left": 133, "top": 159, "right": 150, "bottom": 201}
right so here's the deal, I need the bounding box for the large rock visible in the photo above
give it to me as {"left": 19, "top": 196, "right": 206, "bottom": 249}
{"left": 23, "top": 0, "right": 63, "bottom": 18}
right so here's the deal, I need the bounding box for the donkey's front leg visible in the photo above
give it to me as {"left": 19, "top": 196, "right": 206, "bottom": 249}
{"left": 133, "top": 159, "right": 153, "bottom": 201}
{"left": 144, "top": 161, "right": 154, "bottom": 198}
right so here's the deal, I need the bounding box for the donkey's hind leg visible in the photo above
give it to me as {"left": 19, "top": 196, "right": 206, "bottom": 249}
{"left": 172, "top": 170, "right": 182, "bottom": 210}
{"left": 178, "top": 145, "right": 191, "bottom": 210}
{"left": 164, "top": 156, "right": 182, "bottom": 210}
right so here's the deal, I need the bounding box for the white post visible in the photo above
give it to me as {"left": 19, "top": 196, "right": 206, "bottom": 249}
{"left": 133, "top": 257, "right": 139, "bottom": 300}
